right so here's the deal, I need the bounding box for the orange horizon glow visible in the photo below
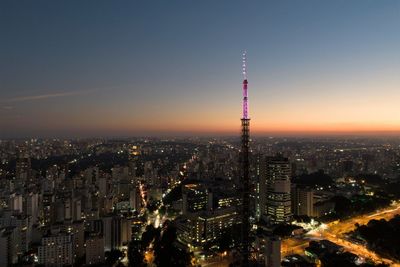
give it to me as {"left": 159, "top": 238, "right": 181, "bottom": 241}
{"left": 64, "top": 121, "right": 400, "bottom": 137}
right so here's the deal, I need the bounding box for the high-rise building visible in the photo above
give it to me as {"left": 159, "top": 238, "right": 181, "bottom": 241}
{"left": 84, "top": 167, "right": 99, "bottom": 185}
{"left": 54, "top": 199, "right": 65, "bottom": 223}
{"left": 102, "top": 216, "right": 132, "bottom": 251}
{"left": 292, "top": 185, "right": 314, "bottom": 217}
{"left": 129, "top": 185, "right": 142, "bottom": 212}
{"left": 15, "top": 156, "right": 31, "bottom": 188}
{"left": 265, "top": 236, "right": 281, "bottom": 267}
{"left": 9, "top": 193, "right": 23, "bottom": 213}
{"left": 176, "top": 207, "right": 239, "bottom": 248}
{"left": 63, "top": 221, "right": 85, "bottom": 260}
{"left": 260, "top": 156, "right": 292, "bottom": 224}
{"left": 72, "top": 198, "right": 82, "bottom": 221}
{"left": 38, "top": 231, "right": 74, "bottom": 266}
{"left": 0, "top": 227, "right": 19, "bottom": 266}
{"left": 0, "top": 213, "right": 31, "bottom": 254}
{"left": 41, "top": 192, "right": 54, "bottom": 225}
{"left": 85, "top": 233, "right": 105, "bottom": 265}
{"left": 182, "top": 183, "right": 213, "bottom": 215}
{"left": 98, "top": 176, "right": 108, "bottom": 196}
{"left": 25, "top": 192, "right": 39, "bottom": 224}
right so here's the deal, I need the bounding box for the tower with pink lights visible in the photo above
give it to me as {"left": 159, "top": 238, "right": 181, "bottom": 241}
{"left": 242, "top": 52, "right": 249, "bottom": 120}
{"left": 240, "top": 51, "right": 251, "bottom": 266}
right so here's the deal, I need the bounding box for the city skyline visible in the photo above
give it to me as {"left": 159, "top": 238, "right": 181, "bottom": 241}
{"left": 1, "top": 1, "right": 400, "bottom": 138}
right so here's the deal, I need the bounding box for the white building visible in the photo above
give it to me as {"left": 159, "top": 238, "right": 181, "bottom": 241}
{"left": 38, "top": 231, "right": 73, "bottom": 266}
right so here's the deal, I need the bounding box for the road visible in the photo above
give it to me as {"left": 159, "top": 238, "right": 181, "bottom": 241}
{"left": 282, "top": 201, "right": 400, "bottom": 266}
{"left": 198, "top": 255, "right": 233, "bottom": 267}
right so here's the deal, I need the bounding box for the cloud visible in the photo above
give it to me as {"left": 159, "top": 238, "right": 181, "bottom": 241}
{"left": 1, "top": 89, "right": 96, "bottom": 103}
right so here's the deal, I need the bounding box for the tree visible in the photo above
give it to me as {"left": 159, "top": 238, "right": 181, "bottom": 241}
{"left": 294, "top": 170, "right": 333, "bottom": 187}
{"left": 154, "top": 221, "right": 192, "bottom": 267}
{"left": 105, "top": 250, "right": 124, "bottom": 265}
{"left": 128, "top": 240, "right": 145, "bottom": 267}
{"left": 141, "top": 224, "right": 159, "bottom": 248}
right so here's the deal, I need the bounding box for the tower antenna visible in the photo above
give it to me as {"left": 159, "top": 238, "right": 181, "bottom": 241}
{"left": 240, "top": 51, "right": 251, "bottom": 266}
{"left": 242, "top": 51, "right": 249, "bottom": 120}
{"left": 242, "top": 51, "right": 247, "bottom": 80}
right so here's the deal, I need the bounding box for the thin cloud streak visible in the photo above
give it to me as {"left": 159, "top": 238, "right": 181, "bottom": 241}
{"left": 2, "top": 89, "right": 97, "bottom": 103}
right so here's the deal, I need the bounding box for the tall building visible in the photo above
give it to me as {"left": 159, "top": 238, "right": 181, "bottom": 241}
{"left": 72, "top": 198, "right": 82, "bottom": 221}
{"left": 102, "top": 216, "right": 132, "bottom": 251}
{"left": 292, "top": 185, "right": 314, "bottom": 217}
{"left": 41, "top": 192, "right": 54, "bottom": 225}
{"left": 38, "top": 231, "right": 74, "bottom": 266}
{"left": 0, "top": 213, "right": 30, "bottom": 254}
{"left": 15, "top": 156, "right": 31, "bottom": 188}
{"left": 0, "top": 227, "right": 19, "bottom": 266}
{"left": 129, "top": 185, "right": 142, "bottom": 212}
{"left": 9, "top": 193, "right": 23, "bottom": 213}
{"left": 84, "top": 167, "right": 99, "bottom": 185}
{"left": 265, "top": 236, "right": 281, "bottom": 267}
{"left": 176, "top": 207, "right": 239, "bottom": 248}
{"left": 25, "top": 192, "right": 39, "bottom": 224}
{"left": 63, "top": 221, "right": 85, "bottom": 260}
{"left": 85, "top": 233, "right": 105, "bottom": 265}
{"left": 182, "top": 183, "right": 213, "bottom": 215}
{"left": 260, "top": 155, "right": 292, "bottom": 224}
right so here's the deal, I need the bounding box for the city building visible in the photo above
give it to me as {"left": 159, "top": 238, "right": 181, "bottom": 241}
{"left": 265, "top": 236, "right": 281, "bottom": 267}
{"left": 260, "top": 155, "right": 292, "bottom": 224}
{"left": 177, "top": 207, "right": 239, "bottom": 249}
{"left": 291, "top": 185, "right": 314, "bottom": 217}
{"left": 182, "top": 183, "right": 213, "bottom": 215}
{"left": 38, "top": 230, "right": 74, "bottom": 266}
{"left": 85, "top": 233, "right": 105, "bottom": 265}
{"left": 25, "top": 192, "right": 39, "bottom": 224}
{"left": 0, "top": 227, "right": 19, "bottom": 266}
{"left": 9, "top": 193, "right": 23, "bottom": 213}
{"left": 102, "top": 216, "right": 132, "bottom": 251}
{"left": 15, "top": 156, "right": 31, "bottom": 188}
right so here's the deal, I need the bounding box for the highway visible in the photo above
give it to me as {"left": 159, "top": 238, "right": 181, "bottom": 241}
{"left": 282, "top": 201, "right": 400, "bottom": 266}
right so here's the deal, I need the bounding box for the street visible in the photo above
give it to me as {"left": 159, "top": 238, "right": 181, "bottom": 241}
{"left": 282, "top": 201, "right": 400, "bottom": 266}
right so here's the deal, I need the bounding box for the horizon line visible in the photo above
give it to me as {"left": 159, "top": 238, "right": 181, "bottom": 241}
{"left": 2, "top": 130, "right": 400, "bottom": 140}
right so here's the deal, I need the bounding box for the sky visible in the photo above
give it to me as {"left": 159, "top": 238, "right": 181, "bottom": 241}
{"left": 1, "top": 1, "right": 400, "bottom": 138}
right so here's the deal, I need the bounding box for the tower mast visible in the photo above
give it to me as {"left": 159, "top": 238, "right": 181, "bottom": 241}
{"left": 242, "top": 51, "right": 249, "bottom": 119}
{"left": 241, "top": 51, "right": 251, "bottom": 266}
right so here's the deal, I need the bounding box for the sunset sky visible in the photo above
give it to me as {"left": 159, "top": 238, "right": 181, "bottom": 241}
{"left": 1, "top": 1, "right": 400, "bottom": 138}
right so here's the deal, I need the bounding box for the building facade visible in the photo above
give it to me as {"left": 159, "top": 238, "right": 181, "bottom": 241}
{"left": 260, "top": 156, "right": 292, "bottom": 224}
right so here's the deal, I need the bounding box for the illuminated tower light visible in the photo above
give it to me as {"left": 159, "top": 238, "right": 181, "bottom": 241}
{"left": 242, "top": 51, "right": 249, "bottom": 120}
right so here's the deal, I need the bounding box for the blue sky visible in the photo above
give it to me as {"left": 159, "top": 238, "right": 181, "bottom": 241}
{"left": 1, "top": 1, "right": 400, "bottom": 137}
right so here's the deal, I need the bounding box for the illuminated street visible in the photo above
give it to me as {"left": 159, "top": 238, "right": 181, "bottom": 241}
{"left": 198, "top": 254, "right": 233, "bottom": 267}
{"left": 283, "top": 201, "right": 400, "bottom": 266}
